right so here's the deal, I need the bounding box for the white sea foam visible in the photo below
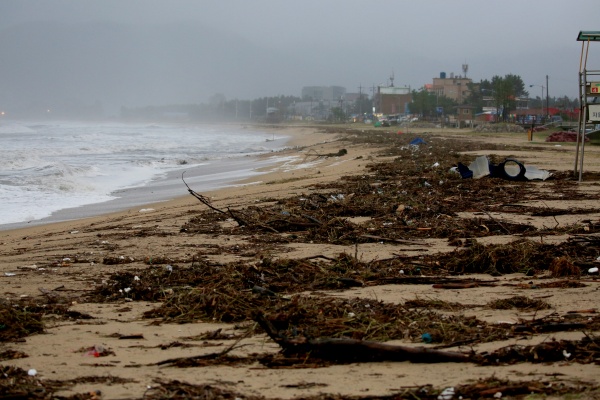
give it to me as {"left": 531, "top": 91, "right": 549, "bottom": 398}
{"left": 0, "top": 121, "right": 287, "bottom": 227}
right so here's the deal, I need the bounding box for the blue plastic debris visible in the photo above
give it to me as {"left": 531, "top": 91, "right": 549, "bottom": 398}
{"left": 409, "top": 138, "right": 427, "bottom": 146}
{"left": 421, "top": 333, "right": 433, "bottom": 343}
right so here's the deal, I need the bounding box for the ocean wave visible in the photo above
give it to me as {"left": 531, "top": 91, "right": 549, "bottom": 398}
{"left": 0, "top": 123, "right": 37, "bottom": 134}
{"left": 0, "top": 122, "right": 287, "bottom": 227}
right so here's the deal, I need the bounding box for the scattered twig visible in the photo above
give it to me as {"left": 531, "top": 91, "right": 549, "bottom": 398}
{"left": 478, "top": 209, "right": 511, "bottom": 235}
{"left": 360, "top": 234, "right": 430, "bottom": 246}
{"left": 155, "top": 328, "right": 252, "bottom": 366}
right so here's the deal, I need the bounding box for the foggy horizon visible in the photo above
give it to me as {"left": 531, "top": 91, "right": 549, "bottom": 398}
{"left": 1, "top": 0, "right": 599, "bottom": 119}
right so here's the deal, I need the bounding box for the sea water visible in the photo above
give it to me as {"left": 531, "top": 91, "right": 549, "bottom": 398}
{"left": 0, "top": 121, "right": 288, "bottom": 229}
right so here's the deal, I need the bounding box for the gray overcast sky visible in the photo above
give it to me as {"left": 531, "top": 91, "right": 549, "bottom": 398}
{"left": 1, "top": 0, "right": 599, "bottom": 114}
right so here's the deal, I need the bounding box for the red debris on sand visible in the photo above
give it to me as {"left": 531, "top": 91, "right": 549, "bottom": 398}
{"left": 545, "top": 131, "right": 588, "bottom": 142}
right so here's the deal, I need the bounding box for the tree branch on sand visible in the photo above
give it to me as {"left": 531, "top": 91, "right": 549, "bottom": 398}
{"left": 182, "top": 171, "right": 252, "bottom": 228}
{"left": 182, "top": 172, "right": 320, "bottom": 234}
{"left": 253, "top": 312, "right": 472, "bottom": 364}
{"left": 303, "top": 148, "right": 347, "bottom": 162}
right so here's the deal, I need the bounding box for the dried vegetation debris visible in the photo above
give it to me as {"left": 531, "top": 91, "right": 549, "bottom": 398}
{"left": 140, "top": 377, "right": 600, "bottom": 400}
{"left": 181, "top": 131, "right": 599, "bottom": 245}
{"left": 479, "top": 335, "right": 600, "bottom": 365}
{"left": 486, "top": 295, "right": 551, "bottom": 310}
{"left": 1, "top": 363, "right": 596, "bottom": 400}
{"left": 85, "top": 249, "right": 600, "bottom": 346}
{"left": 4, "top": 129, "right": 600, "bottom": 398}
{"left": 0, "top": 365, "right": 133, "bottom": 400}
{"left": 0, "top": 298, "right": 93, "bottom": 342}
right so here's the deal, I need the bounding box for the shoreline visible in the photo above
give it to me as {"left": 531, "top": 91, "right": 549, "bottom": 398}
{"left": 0, "top": 154, "right": 285, "bottom": 232}
{"left": 0, "top": 125, "right": 324, "bottom": 232}
{"left": 0, "top": 124, "right": 352, "bottom": 236}
{"left": 3, "top": 123, "right": 598, "bottom": 236}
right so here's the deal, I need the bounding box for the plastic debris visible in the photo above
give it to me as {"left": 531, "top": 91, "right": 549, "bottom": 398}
{"left": 85, "top": 344, "right": 114, "bottom": 357}
{"left": 437, "top": 387, "right": 455, "bottom": 400}
{"left": 409, "top": 137, "right": 427, "bottom": 146}
{"left": 457, "top": 155, "right": 551, "bottom": 181}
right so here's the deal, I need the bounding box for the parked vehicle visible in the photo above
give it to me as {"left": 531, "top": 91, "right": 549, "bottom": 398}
{"left": 387, "top": 114, "right": 399, "bottom": 125}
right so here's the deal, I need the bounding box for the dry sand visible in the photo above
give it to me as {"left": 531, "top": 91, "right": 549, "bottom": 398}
{"left": 1, "top": 124, "right": 600, "bottom": 399}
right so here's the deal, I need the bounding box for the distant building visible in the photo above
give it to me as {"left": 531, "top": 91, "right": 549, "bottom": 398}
{"left": 342, "top": 92, "right": 362, "bottom": 103}
{"left": 301, "top": 86, "right": 346, "bottom": 102}
{"left": 431, "top": 72, "right": 472, "bottom": 103}
{"left": 455, "top": 105, "right": 475, "bottom": 127}
{"left": 374, "top": 85, "right": 411, "bottom": 115}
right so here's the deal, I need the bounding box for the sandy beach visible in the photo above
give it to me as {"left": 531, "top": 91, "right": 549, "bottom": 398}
{"left": 1, "top": 123, "right": 600, "bottom": 399}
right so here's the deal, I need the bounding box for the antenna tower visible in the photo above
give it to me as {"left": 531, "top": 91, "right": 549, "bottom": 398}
{"left": 462, "top": 63, "right": 469, "bottom": 78}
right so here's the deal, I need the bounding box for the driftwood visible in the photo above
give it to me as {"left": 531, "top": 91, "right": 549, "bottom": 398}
{"left": 182, "top": 172, "right": 228, "bottom": 216}
{"left": 183, "top": 172, "right": 322, "bottom": 234}
{"left": 303, "top": 148, "right": 348, "bottom": 161}
{"left": 378, "top": 276, "right": 498, "bottom": 286}
{"left": 513, "top": 322, "right": 588, "bottom": 333}
{"left": 182, "top": 172, "right": 252, "bottom": 227}
{"left": 360, "top": 234, "right": 429, "bottom": 246}
{"left": 253, "top": 312, "right": 472, "bottom": 364}
{"left": 432, "top": 282, "right": 480, "bottom": 289}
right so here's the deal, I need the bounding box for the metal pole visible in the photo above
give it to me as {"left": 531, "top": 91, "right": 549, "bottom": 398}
{"left": 574, "top": 71, "right": 583, "bottom": 176}
{"left": 546, "top": 75, "right": 549, "bottom": 119}
{"left": 574, "top": 41, "right": 586, "bottom": 176}
{"left": 579, "top": 101, "right": 587, "bottom": 182}
{"left": 541, "top": 86, "right": 545, "bottom": 118}
{"left": 579, "top": 40, "right": 591, "bottom": 181}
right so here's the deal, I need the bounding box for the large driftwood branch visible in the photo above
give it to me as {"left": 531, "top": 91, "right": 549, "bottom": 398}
{"left": 303, "top": 148, "right": 348, "bottom": 162}
{"left": 253, "top": 312, "right": 472, "bottom": 364}
{"left": 182, "top": 172, "right": 309, "bottom": 233}
{"left": 182, "top": 171, "right": 227, "bottom": 215}
{"left": 182, "top": 172, "right": 252, "bottom": 227}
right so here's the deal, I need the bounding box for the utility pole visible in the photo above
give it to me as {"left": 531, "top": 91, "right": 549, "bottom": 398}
{"left": 358, "top": 84, "right": 363, "bottom": 116}
{"left": 546, "top": 74, "right": 550, "bottom": 118}
{"left": 371, "top": 84, "right": 377, "bottom": 114}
